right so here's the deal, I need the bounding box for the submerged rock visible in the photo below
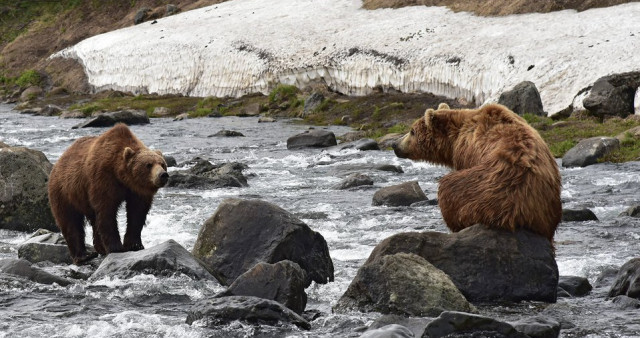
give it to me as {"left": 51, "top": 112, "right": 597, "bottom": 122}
{"left": 510, "top": 316, "right": 561, "bottom": 338}
{"left": 367, "top": 224, "right": 558, "bottom": 303}
{"left": 192, "top": 198, "right": 334, "bottom": 286}
{"left": 0, "top": 258, "right": 72, "bottom": 286}
{"left": 186, "top": 295, "right": 310, "bottom": 330}
{"left": 90, "top": 239, "right": 215, "bottom": 281}
{"left": 287, "top": 130, "right": 337, "bottom": 149}
{"left": 220, "top": 260, "right": 307, "bottom": 314}
{"left": 208, "top": 129, "right": 245, "bottom": 137}
{"left": 425, "top": 311, "right": 529, "bottom": 338}
{"left": 333, "top": 173, "right": 374, "bottom": 190}
{"left": 372, "top": 181, "right": 427, "bottom": 207}
{"left": 0, "top": 146, "right": 57, "bottom": 232}
{"left": 335, "top": 253, "right": 475, "bottom": 317}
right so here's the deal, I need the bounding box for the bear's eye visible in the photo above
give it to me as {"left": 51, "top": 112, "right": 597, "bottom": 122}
{"left": 410, "top": 129, "right": 415, "bottom": 136}
{"left": 146, "top": 163, "right": 153, "bottom": 170}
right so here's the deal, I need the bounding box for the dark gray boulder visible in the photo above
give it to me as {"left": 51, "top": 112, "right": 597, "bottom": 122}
{"left": 359, "top": 324, "right": 414, "bottom": 338}
{"left": 90, "top": 239, "right": 215, "bottom": 281}
{"left": 498, "top": 81, "right": 545, "bottom": 116}
{"left": 167, "top": 160, "right": 248, "bottom": 189}
{"left": 611, "top": 295, "right": 640, "bottom": 310}
{"left": 334, "top": 138, "right": 380, "bottom": 151}
{"left": 186, "top": 295, "right": 310, "bottom": 330}
{"left": 335, "top": 253, "right": 475, "bottom": 317}
{"left": 0, "top": 258, "right": 72, "bottom": 286}
{"left": 561, "top": 209, "right": 598, "bottom": 222}
{"left": 208, "top": 130, "right": 244, "bottom": 137}
{"left": 219, "top": 260, "right": 307, "bottom": 314}
{"left": 18, "top": 230, "right": 73, "bottom": 264}
{"left": 0, "top": 146, "right": 57, "bottom": 232}
{"left": 510, "top": 316, "right": 561, "bottom": 338}
{"left": 583, "top": 71, "right": 640, "bottom": 119}
{"left": 72, "top": 110, "right": 150, "bottom": 128}
{"left": 39, "top": 104, "right": 63, "bottom": 116}
{"left": 134, "top": 7, "right": 151, "bottom": 24}
{"left": 372, "top": 181, "right": 427, "bottom": 207}
{"left": 425, "top": 311, "right": 529, "bottom": 338}
{"left": 192, "top": 198, "right": 334, "bottom": 287}
{"left": 558, "top": 276, "right": 592, "bottom": 297}
{"left": 303, "top": 92, "right": 325, "bottom": 113}
{"left": 367, "top": 224, "right": 558, "bottom": 303}
{"left": 608, "top": 258, "right": 640, "bottom": 299}
{"left": 333, "top": 173, "right": 374, "bottom": 190}
{"left": 365, "top": 314, "right": 431, "bottom": 338}
{"left": 619, "top": 205, "right": 640, "bottom": 217}
{"left": 287, "top": 130, "right": 337, "bottom": 149}
{"left": 561, "top": 137, "right": 620, "bottom": 168}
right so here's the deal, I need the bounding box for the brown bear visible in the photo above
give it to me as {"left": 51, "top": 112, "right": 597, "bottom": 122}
{"left": 48, "top": 123, "right": 169, "bottom": 264}
{"left": 393, "top": 103, "right": 561, "bottom": 242}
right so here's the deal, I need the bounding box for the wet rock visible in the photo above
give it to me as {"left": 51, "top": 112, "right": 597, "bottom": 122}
{"left": 163, "top": 155, "right": 177, "bottom": 167}
{"left": 366, "top": 314, "right": 431, "bottom": 338}
{"left": 90, "top": 239, "right": 215, "bottom": 281}
{"left": 425, "top": 311, "right": 528, "bottom": 338}
{"left": 220, "top": 260, "right": 307, "bottom": 314}
{"left": 561, "top": 208, "right": 598, "bottom": 222}
{"left": 20, "top": 86, "right": 42, "bottom": 102}
{"left": 167, "top": 160, "right": 249, "bottom": 189}
{"left": 19, "top": 107, "right": 42, "bottom": 115}
{"left": 0, "top": 258, "right": 72, "bottom": 286}
{"left": 367, "top": 224, "right": 558, "bottom": 303}
{"left": 375, "top": 164, "right": 403, "bottom": 173}
{"left": 208, "top": 129, "right": 244, "bottom": 137}
{"left": 0, "top": 146, "right": 57, "bottom": 232}
{"left": 303, "top": 92, "right": 325, "bottom": 113}
{"left": 334, "top": 138, "right": 380, "bottom": 151}
{"left": 186, "top": 295, "right": 310, "bottom": 330}
{"left": 360, "top": 324, "right": 414, "bottom": 338}
{"left": 510, "top": 316, "right": 561, "bottom": 338}
{"left": 339, "top": 131, "right": 367, "bottom": 143}
{"left": 498, "top": 81, "right": 545, "bottom": 116}
{"left": 152, "top": 106, "right": 171, "bottom": 117}
{"left": 173, "top": 113, "right": 189, "bottom": 121}
{"left": 379, "top": 133, "right": 403, "bottom": 149}
{"left": 287, "top": 130, "right": 337, "bottom": 149}
{"left": 192, "top": 198, "right": 334, "bottom": 286}
{"left": 39, "top": 104, "right": 62, "bottom": 116}
{"left": 561, "top": 137, "right": 620, "bottom": 168}
{"left": 611, "top": 295, "right": 640, "bottom": 310}
{"left": 335, "top": 253, "right": 475, "bottom": 317}
{"left": 238, "top": 103, "right": 261, "bottom": 117}
{"left": 558, "top": 276, "right": 592, "bottom": 297}
{"left": 17, "top": 230, "right": 72, "bottom": 264}
{"left": 583, "top": 71, "right": 640, "bottom": 119}
{"left": 72, "top": 110, "right": 150, "bottom": 128}
{"left": 619, "top": 205, "right": 640, "bottom": 217}
{"left": 607, "top": 258, "right": 640, "bottom": 299}
{"left": 333, "top": 173, "right": 374, "bottom": 190}
{"left": 59, "top": 110, "right": 85, "bottom": 119}
{"left": 372, "top": 181, "right": 427, "bottom": 207}
{"left": 258, "top": 116, "right": 276, "bottom": 123}
{"left": 594, "top": 266, "right": 620, "bottom": 288}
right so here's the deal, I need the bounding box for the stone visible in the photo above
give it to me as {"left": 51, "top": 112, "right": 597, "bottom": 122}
{"left": 365, "top": 314, "right": 431, "bottom": 338}
{"left": 335, "top": 253, "right": 475, "bottom": 317}
{"left": 192, "top": 198, "right": 334, "bottom": 286}
{"left": 425, "top": 311, "right": 529, "bottom": 338}
{"left": 208, "top": 130, "right": 244, "bottom": 137}
{"left": 303, "top": 92, "right": 325, "bottom": 113}
{"left": 0, "top": 258, "right": 72, "bottom": 286}
{"left": 619, "top": 205, "right": 640, "bottom": 217}
{"left": 59, "top": 110, "right": 86, "bottom": 119}
{"left": 221, "top": 260, "right": 307, "bottom": 314}
{"left": 17, "top": 230, "right": 73, "bottom": 264}
{"left": 611, "top": 295, "right": 640, "bottom": 310}
{"left": 134, "top": 7, "right": 151, "bottom": 25}
{"left": 510, "top": 316, "right": 561, "bottom": 338}
{"left": 359, "top": 324, "right": 414, "bottom": 338}
{"left": 498, "top": 81, "right": 545, "bottom": 116}
{"left": 186, "top": 295, "right": 310, "bottom": 330}
{"left": 39, "top": 104, "right": 62, "bottom": 116}
{"left": 258, "top": 116, "right": 276, "bottom": 123}
{"left": 20, "top": 86, "right": 42, "bottom": 102}
{"left": 72, "top": 110, "right": 150, "bottom": 128}
{"left": 608, "top": 258, "right": 640, "bottom": 299}
{"left": 287, "top": 130, "right": 337, "bottom": 149}
{"left": 0, "top": 146, "right": 57, "bottom": 232}
{"left": 90, "top": 239, "right": 215, "bottom": 281}
{"left": 372, "top": 181, "right": 427, "bottom": 207}
{"left": 173, "top": 113, "right": 189, "bottom": 121}
{"left": 558, "top": 276, "right": 592, "bottom": 297}
{"left": 335, "top": 138, "right": 380, "bottom": 151}
{"left": 583, "top": 71, "right": 640, "bottom": 119}
{"left": 561, "top": 209, "right": 598, "bottom": 222}
{"left": 333, "top": 173, "right": 374, "bottom": 190}
{"left": 167, "top": 160, "right": 249, "bottom": 189}
{"left": 561, "top": 137, "right": 620, "bottom": 168}
{"left": 152, "top": 107, "right": 171, "bottom": 117}
{"left": 165, "top": 4, "right": 180, "bottom": 16}
{"left": 367, "top": 224, "right": 558, "bottom": 303}
{"left": 379, "top": 133, "right": 404, "bottom": 149}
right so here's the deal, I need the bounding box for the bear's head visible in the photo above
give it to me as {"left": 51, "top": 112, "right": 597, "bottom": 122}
{"left": 392, "top": 103, "right": 457, "bottom": 166}
{"left": 123, "top": 147, "right": 169, "bottom": 192}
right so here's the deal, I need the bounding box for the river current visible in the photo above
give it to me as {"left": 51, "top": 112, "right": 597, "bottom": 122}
{"left": 1, "top": 103, "right": 639, "bottom": 337}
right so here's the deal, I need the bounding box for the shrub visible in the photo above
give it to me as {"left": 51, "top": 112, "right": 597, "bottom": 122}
{"left": 15, "top": 70, "right": 41, "bottom": 88}
{"left": 268, "top": 84, "right": 299, "bottom": 103}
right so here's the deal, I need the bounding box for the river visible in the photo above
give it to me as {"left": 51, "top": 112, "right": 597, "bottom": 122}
{"left": 1, "top": 103, "right": 639, "bottom": 337}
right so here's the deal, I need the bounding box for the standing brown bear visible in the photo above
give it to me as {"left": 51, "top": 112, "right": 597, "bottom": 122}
{"left": 393, "top": 103, "right": 561, "bottom": 242}
{"left": 48, "top": 123, "right": 169, "bottom": 264}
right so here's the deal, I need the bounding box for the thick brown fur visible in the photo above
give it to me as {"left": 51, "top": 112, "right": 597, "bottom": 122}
{"left": 393, "top": 103, "right": 561, "bottom": 243}
{"left": 48, "top": 123, "right": 169, "bottom": 264}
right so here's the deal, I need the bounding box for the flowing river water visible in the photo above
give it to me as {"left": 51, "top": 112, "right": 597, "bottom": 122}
{"left": 1, "top": 103, "right": 639, "bottom": 337}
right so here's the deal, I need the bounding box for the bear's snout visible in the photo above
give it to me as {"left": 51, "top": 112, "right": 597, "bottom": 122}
{"left": 158, "top": 171, "right": 169, "bottom": 187}
{"left": 392, "top": 135, "right": 408, "bottom": 158}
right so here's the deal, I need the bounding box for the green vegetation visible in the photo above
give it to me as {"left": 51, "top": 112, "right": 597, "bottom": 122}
{"left": 268, "top": 84, "right": 299, "bottom": 104}
{"left": 15, "top": 70, "right": 41, "bottom": 88}
{"left": 69, "top": 94, "right": 201, "bottom": 116}
{"left": 0, "top": 0, "right": 82, "bottom": 46}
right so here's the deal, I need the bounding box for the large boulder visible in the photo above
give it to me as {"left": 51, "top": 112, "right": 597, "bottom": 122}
{"left": 561, "top": 208, "right": 598, "bottom": 222}
{"left": 20, "top": 86, "right": 43, "bottom": 102}
{"left": 0, "top": 258, "right": 72, "bottom": 286}
{"left": 364, "top": 314, "right": 431, "bottom": 338}
{"left": 510, "top": 316, "right": 561, "bottom": 338}
{"left": 366, "top": 224, "right": 558, "bottom": 303}
{"left": 167, "top": 160, "right": 249, "bottom": 189}
{"left": 72, "top": 110, "right": 150, "bottom": 128}
{"left": 220, "top": 260, "right": 307, "bottom": 314}
{"left": 561, "top": 137, "right": 620, "bottom": 168}
{"left": 287, "top": 130, "right": 337, "bottom": 149}
{"left": 192, "top": 198, "right": 334, "bottom": 286}
{"left": 583, "top": 71, "right": 640, "bottom": 119}
{"left": 186, "top": 295, "right": 310, "bottom": 330}
{"left": 425, "top": 311, "right": 529, "bottom": 338}
{"left": 90, "top": 239, "right": 215, "bottom": 281}
{"left": 372, "top": 181, "right": 427, "bottom": 207}
{"left": 18, "top": 230, "right": 72, "bottom": 264}
{"left": 558, "top": 275, "right": 592, "bottom": 298}
{"left": 303, "top": 92, "right": 325, "bottom": 113}
{"left": 608, "top": 258, "right": 640, "bottom": 299}
{"left": 333, "top": 138, "right": 380, "bottom": 151}
{"left": 333, "top": 173, "right": 374, "bottom": 190}
{"left": 359, "top": 324, "right": 414, "bottom": 338}
{"left": 335, "top": 253, "right": 475, "bottom": 317}
{"left": 0, "top": 146, "right": 57, "bottom": 232}
{"left": 498, "top": 81, "right": 545, "bottom": 116}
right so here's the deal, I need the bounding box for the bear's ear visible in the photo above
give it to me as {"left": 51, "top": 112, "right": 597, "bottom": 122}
{"left": 437, "top": 103, "right": 450, "bottom": 110}
{"left": 123, "top": 147, "right": 136, "bottom": 162}
{"left": 154, "top": 149, "right": 163, "bottom": 157}
{"left": 424, "top": 108, "right": 435, "bottom": 127}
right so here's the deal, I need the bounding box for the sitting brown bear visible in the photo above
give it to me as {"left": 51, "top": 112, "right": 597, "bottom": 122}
{"left": 48, "top": 124, "right": 169, "bottom": 264}
{"left": 393, "top": 103, "right": 561, "bottom": 242}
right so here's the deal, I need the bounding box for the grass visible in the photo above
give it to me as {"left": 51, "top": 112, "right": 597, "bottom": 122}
{"left": 69, "top": 95, "right": 201, "bottom": 116}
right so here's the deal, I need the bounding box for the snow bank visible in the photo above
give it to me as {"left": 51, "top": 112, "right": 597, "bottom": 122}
{"left": 53, "top": 0, "right": 640, "bottom": 114}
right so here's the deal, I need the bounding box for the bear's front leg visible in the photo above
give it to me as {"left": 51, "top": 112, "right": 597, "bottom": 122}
{"left": 95, "top": 206, "right": 124, "bottom": 254}
{"left": 123, "top": 193, "right": 153, "bottom": 252}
